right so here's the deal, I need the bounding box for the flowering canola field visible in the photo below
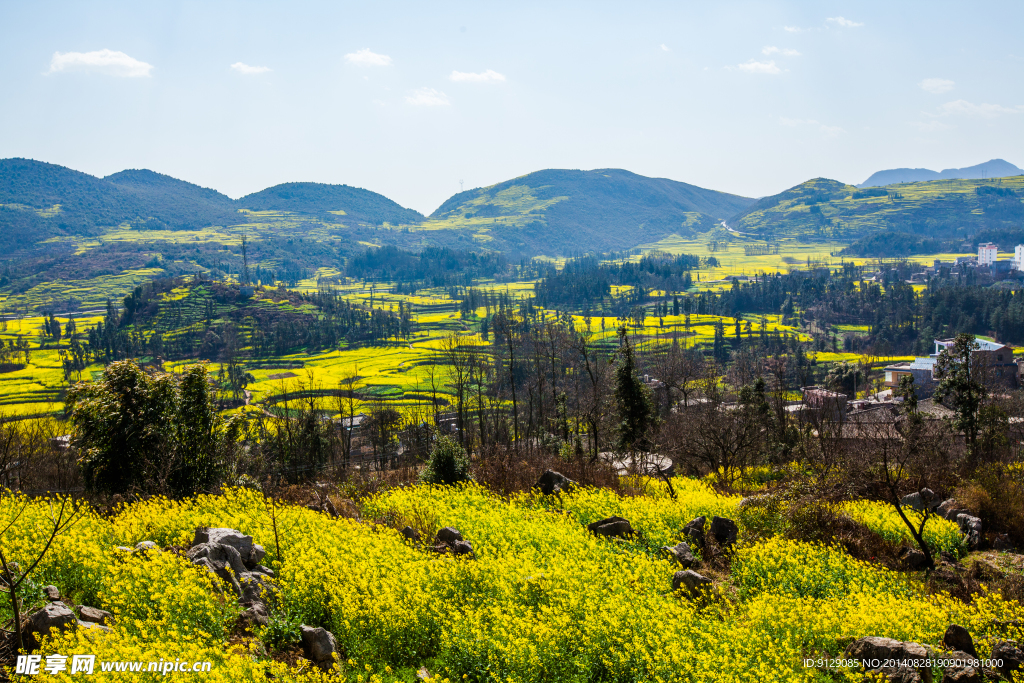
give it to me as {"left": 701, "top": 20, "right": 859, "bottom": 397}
{"left": 2, "top": 482, "right": 1020, "bottom": 682}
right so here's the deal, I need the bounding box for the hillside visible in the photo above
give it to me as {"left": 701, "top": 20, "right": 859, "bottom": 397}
{"left": 859, "top": 158, "right": 1022, "bottom": 187}
{"left": 424, "top": 168, "right": 755, "bottom": 255}
{"left": 727, "top": 175, "right": 1024, "bottom": 247}
{"left": 238, "top": 182, "right": 425, "bottom": 226}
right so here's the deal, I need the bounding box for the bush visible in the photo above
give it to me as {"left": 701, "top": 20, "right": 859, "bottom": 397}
{"left": 420, "top": 436, "right": 471, "bottom": 485}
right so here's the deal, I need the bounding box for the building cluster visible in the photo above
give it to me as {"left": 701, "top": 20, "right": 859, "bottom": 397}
{"left": 882, "top": 338, "right": 1018, "bottom": 398}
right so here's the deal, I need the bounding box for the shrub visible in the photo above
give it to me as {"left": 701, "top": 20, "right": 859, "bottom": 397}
{"left": 419, "top": 436, "right": 471, "bottom": 485}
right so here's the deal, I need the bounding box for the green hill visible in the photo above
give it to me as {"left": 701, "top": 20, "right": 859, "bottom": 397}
{"left": 727, "top": 175, "right": 1024, "bottom": 247}
{"left": 425, "top": 168, "right": 754, "bottom": 255}
{"left": 238, "top": 182, "right": 424, "bottom": 226}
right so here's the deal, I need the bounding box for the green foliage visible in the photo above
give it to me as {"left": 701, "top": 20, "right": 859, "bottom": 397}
{"left": 66, "top": 360, "right": 237, "bottom": 495}
{"left": 238, "top": 182, "right": 424, "bottom": 225}
{"left": 420, "top": 435, "right": 471, "bottom": 485}
{"left": 613, "top": 329, "right": 656, "bottom": 453}
{"left": 933, "top": 334, "right": 986, "bottom": 458}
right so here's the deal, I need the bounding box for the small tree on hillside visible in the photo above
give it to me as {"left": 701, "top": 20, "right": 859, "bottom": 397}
{"left": 934, "top": 333, "right": 987, "bottom": 463}
{"left": 420, "top": 435, "right": 471, "bottom": 485}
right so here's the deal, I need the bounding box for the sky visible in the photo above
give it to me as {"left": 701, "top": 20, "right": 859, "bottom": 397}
{"left": 1, "top": 1, "right": 1022, "bottom": 215}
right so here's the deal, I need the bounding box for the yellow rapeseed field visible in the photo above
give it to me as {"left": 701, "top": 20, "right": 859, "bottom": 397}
{"left": 0, "top": 483, "right": 1019, "bottom": 682}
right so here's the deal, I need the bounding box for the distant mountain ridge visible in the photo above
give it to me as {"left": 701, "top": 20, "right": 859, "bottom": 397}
{"left": 429, "top": 168, "right": 755, "bottom": 254}
{"left": 0, "top": 158, "right": 424, "bottom": 250}
{"left": 858, "top": 159, "right": 1022, "bottom": 187}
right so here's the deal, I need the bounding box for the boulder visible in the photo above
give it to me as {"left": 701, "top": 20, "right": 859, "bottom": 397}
{"left": 76, "top": 620, "right": 112, "bottom": 633}
{"left": 587, "top": 516, "right": 635, "bottom": 539}
{"left": 683, "top": 516, "right": 706, "bottom": 546}
{"left": 993, "top": 534, "right": 1014, "bottom": 551}
{"left": 239, "top": 573, "right": 274, "bottom": 607}
{"left": 942, "top": 625, "right": 977, "bottom": 658}
{"left": 400, "top": 526, "right": 421, "bottom": 543}
{"left": 195, "top": 528, "right": 254, "bottom": 555}
{"left": 662, "top": 542, "right": 698, "bottom": 569}
{"left": 253, "top": 565, "right": 275, "bottom": 577}
{"left": 536, "top": 470, "right": 577, "bottom": 496}
{"left": 900, "top": 547, "right": 929, "bottom": 570}
{"left": 901, "top": 492, "right": 926, "bottom": 512}
{"left": 843, "top": 637, "right": 932, "bottom": 683}
{"left": 936, "top": 499, "right": 959, "bottom": 518}
{"left": 945, "top": 508, "right": 970, "bottom": 522}
{"left": 955, "top": 514, "right": 982, "bottom": 549}
{"left": 242, "top": 544, "right": 265, "bottom": 568}
{"left": 451, "top": 540, "right": 474, "bottom": 556}
{"left": 240, "top": 602, "right": 269, "bottom": 628}
{"left": 188, "top": 542, "right": 248, "bottom": 576}
{"left": 887, "top": 666, "right": 923, "bottom": 683}
{"left": 43, "top": 585, "right": 61, "bottom": 602}
{"left": 939, "top": 652, "right": 982, "bottom": 683}
{"left": 28, "top": 603, "right": 77, "bottom": 643}
{"left": 991, "top": 640, "right": 1023, "bottom": 679}
{"left": 134, "top": 540, "right": 158, "bottom": 552}
{"left": 435, "top": 527, "right": 463, "bottom": 545}
{"left": 709, "top": 516, "right": 738, "bottom": 547}
{"left": 672, "top": 570, "right": 712, "bottom": 597}
{"left": 300, "top": 625, "right": 338, "bottom": 671}
{"left": 78, "top": 606, "right": 112, "bottom": 626}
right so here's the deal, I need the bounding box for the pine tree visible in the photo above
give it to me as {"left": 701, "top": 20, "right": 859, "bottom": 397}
{"left": 613, "top": 327, "right": 656, "bottom": 454}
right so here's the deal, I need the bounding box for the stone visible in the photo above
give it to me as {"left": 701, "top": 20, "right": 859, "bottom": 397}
{"left": 239, "top": 573, "right": 273, "bottom": 606}
{"left": 955, "top": 515, "right": 982, "bottom": 550}
{"left": 436, "top": 527, "right": 463, "bottom": 544}
{"left": 937, "top": 499, "right": 959, "bottom": 518}
{"left": 939, "top": 651, "right": 982, "bottom": 683}
{"left": 709, "top": 516, "right": 738, "bottom": 546}
{"left": 901, "top": 548, "right": 929, "bottom": 570}
{"left": 76, "top": 620, "right": 111, "bottom": 633}
{"left": 843, "top": 637, "right": 932, "bottom": 683}
{"left": 400, "top": 526, "right": 421, "bottom": 543}
{"left": 242, "top": 544, "right": 266, "bottom": 568}
{"left": 28, "top": 603, "right": 77, "bottom": 641}
{"left": 134, "top": 540, "right": 158, "bottom": 552}
{"left": 253, "top": 565, "right": 275, "bottom": 577}
{"left": 587, "top": 516, "right": 635, "bottom": 539}
{"left": 683, "top": 516, "right": 706, "bottom": 546}
{"left": 43, "top": 585, "right": 61, "bottom": 602}
{"left": 451, "top": 540, "right": 474, "bottom": 556}
{"left": 78, "top": 606, "right": 112, "bottom": 626}
{"left": 942, "top": 625, "right": 977, "bottom": 658}
{"left": 945, "top": 508, "right": 969, "bottom": 522}
{"left": 188, "top": 543, "right": 248, "bottom": 595}
{"left": 240, "top": 602, "right": 269, "bottom": 628}
{"left": 300, "top": 625, "right": 338, "bottom": 671}
{"left": 887, "top": 666, "right": 923, "bottom": 683}
{"left": 662, "top": 542, "right": 698, "bottom": 569}
{"left": 206, "top": 528, "right": 254, "bottom": 554}
{"left": 535, "top": 470, "right": 577, "bottom": 496}
{"left": 672, "top": 570, "right": 712, "bottom": 597}
{"left": 324, "top": 498, "right": 338, "bottom": 517}
{"left": 901, "top": 492, "right": 926, "bottom": 512}
{"left": 991, "top": 640, "right": 1023, "bottom": 679}
{"left": 993, "top": 534, "right": 1014, "bottom": 551}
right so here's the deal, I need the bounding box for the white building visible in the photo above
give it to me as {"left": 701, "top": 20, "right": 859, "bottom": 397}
{"left": 1015, "top": 245, "right": 1024, "bottom": 271}
{"left": 979, "top": 242, "right": 998, "bottom": 266}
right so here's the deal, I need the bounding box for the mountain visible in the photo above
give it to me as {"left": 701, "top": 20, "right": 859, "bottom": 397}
{"left": 859, "top": 159, "right": 1023, "bottom": 187}
{"left": 238, "top": 182, "right": 424, "bottom": 226}
{"left": 727, "top": 174, "right": 1024, "bottom": 247}
{"left": 427, "top": 168, "right": 755, "bottom": 255}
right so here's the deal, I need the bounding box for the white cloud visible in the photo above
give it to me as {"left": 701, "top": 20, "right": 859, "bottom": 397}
{"left": 919, "top": 78, "right": 954, "bottom": 94}
{"left": 660, "top": 44, "right": 670, "bottom": 52}
{"left": 736, "top": 60, "right": 781, "bottom": 75}
{"left": 47, "top": 49, "right": 152, "bottom": 77}
{"left": 938, "top": 99, "right": 1024, "bottom": 118}
{"left": 762, "top": 46, "right": 801, "bottom": 56}
{"left": 344, "top": 48, "right": 392, "bottom": 67}
{"left": 406, "top": 87, "right": 450, "bottom": 106}
{"left": 826, "top": 16, "right": 863, "bottom": 27}
{"left": 449, "top": 69, "right": 506, "bottom": 83}
{"left": 783, "top": 26, "right": 803, "bottom": 33}
{"left": 910, "top": 120, "right": 953, "bottom": 132}
{"left": 780, "top": 117, "right": 845, "bottom": 137}
{"left": 231, "top": 62, "right": 270, "bottom": 75}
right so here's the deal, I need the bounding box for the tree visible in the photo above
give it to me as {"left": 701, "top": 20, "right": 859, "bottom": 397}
{"left": 67, "top": 360, "right": 237, "bottom": 496}
{"left": 933, "top": 333, "right": 987, "bottom": 462}
{"left": 613, "top": 328, "right": 656, "bottom": 454}
{"left": 420, "top": 435, "right": 471, "bottom": 485}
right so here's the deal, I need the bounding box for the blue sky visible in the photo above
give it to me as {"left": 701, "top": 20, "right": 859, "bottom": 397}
{"left": 1, "top": 1, "right": 1022, "bottom": 214}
